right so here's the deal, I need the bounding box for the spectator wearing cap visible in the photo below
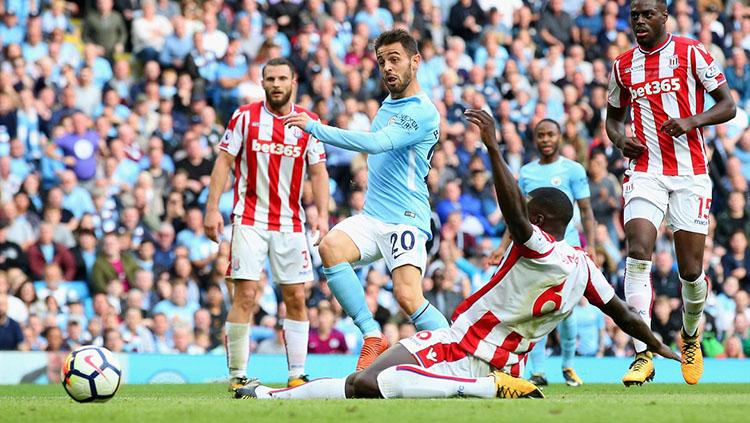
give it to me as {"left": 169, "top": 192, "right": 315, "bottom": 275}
{"left": 159, "top": 15, "right": 193, "bottom": 71}
{"left": 0, "top": 11, "right": 24, "bottom": 47}
{"left": 91, "top": 231, "right": 139, "bottom": 294}
{"left": 27, "top": 221, "right": 77, "bottom": 281}
{"left": 131, "top": 0, "right": 173, "bottom": 63}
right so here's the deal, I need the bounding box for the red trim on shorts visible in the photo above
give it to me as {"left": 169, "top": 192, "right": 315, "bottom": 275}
{"left": 395, "top": 365, "right": 478, "bottom": 383}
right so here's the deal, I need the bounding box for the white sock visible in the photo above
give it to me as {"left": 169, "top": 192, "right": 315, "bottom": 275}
{"left": 283, "top": 319, "right": 309, "bottom": 378}
{"left": 364, "top": 330, "right": 382, "bottom": 339}
{"left": 624, "top": 257, "right": 653, "bottom": 353}
{"left": 681, "top": 273, "right": 707, "bottom": 337}
{"left": 376, "top": 365, "right": 496, "bottom": 399}
{"left": 226, "top": 322, "right": 251, "bottom": 379}
{"left": 257, "top": 378, "right": 347, "bottom": 400}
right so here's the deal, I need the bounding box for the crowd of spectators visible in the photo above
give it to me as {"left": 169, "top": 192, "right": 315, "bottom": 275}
{"left": 0, "top": 0, "right": 749, "bottom": 361}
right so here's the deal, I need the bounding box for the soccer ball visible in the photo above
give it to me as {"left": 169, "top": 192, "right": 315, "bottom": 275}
{"left": 61, "top": 345, "right": 122, "bottom": 402}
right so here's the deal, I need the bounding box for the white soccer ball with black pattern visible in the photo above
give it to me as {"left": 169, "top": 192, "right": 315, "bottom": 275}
{"left": 61, "top": 345, "right": 122, "bottom": 402}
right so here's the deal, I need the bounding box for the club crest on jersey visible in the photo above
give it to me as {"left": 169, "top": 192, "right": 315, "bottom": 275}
{"left": 668, "top": 55, "right": 679, "bottom": 69}
{"left": 550, "top": 176, "right": 562, "bottom": 187}
{"left": 232, "top": 257, "right": 241, "bottom": 271}
{"left": 291, "top": 126, "right": 303, "bottom": 139}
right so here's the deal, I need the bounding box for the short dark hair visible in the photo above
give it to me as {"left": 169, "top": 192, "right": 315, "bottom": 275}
{"left": 528, "top": 187, "right": 574, "bottom": 228}
{"left": 262, "top": 57, "right": 295, "bottom": 78}
{"left": 374, "top": 29, "right": 418, "bottom": 57}
{"left": 534, "top": 118, "right": 561, "bottom": 134}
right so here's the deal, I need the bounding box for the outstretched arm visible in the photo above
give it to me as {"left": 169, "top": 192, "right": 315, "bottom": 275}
{"left": 598, "top": 295, "right": 680, "bottom": 361}
{"left": 284, "top": 112, "right": 424, "bottom": 154}
{"left": 464, "top": 109, "right": 531, "bottom": 244}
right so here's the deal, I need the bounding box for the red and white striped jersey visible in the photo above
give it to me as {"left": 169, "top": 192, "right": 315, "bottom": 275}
{"left": 608, "top": 34, "right": 726, "bottom": 176}
{"left": 448, "top": 226, "right": 615, "bottom": 372}
{"left": 219, "top": 101, "right": 326, "bottom": 232}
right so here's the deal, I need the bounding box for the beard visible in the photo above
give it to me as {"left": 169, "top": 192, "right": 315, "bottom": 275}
{"left": 265, "top": 88, "right": 293, "bottom": 109}
{"left": 384, "top": 65, "right": 413, "bottom": 95}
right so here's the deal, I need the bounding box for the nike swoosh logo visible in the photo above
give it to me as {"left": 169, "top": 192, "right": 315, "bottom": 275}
{"left": 84, "top": 353, "right": 111, "bottom": 382}
{"left": 393, "top": 252, "right": 407, "bottom": 260}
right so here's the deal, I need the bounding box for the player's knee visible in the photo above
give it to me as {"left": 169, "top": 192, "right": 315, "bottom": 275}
{"left": 393, "top": 284, "right": 422, "bottom": 315}
{"left": 232, "top": 282, "right": 257, "bottom": 314}
{"left": 627, "top": 242, "right": 652, "bottom": 261}
{"left": 283, "top": 288, "right": 307, "bottom": 316}
{"left": 352, "top": 371, "right": 380, "bottom": 397}
{"left": 678, "top": 267, "right": 702, "bottom": 283}
{"left": 318, "top": 237, "right": 343, "bottom": 267}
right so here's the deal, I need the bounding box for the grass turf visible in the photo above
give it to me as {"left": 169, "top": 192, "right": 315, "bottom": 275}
{"left": 1, "top": 384, "right": 749, "bottom": 423}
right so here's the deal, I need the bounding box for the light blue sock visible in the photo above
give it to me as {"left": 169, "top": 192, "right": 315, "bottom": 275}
{"left": 323, "top": 263, "right": 380, "bottom": 336}
{"left": 528, "top": 335, "right": 548, "bottom": 376}
{"left": 559, "top": 313, "right": 577, "bottom": 369}
{"left": 409, "top": 301, "right": 450, "bottom": 331}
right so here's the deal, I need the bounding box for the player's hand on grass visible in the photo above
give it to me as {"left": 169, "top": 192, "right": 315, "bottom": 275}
{"left": 464, "top": 109, "right": 498, "bottom": 146}
{"left": 203, "top": 209, "right": 224, "bottom": 243}
{"left": 616, "top": 136, "right": 647, "bottom": 160}
{"left": 284, "top": 113, "right": 313, "bottom": 132}
{"left": 661, "top": 117, "right": 696, "bottom": 138}
{"left": 653, "top": 342, "right": 682, "bottom": 363}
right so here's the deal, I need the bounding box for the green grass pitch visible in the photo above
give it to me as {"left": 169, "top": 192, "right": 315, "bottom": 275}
{"left": 1, "top": 384, "right": 749, "bottom": 422}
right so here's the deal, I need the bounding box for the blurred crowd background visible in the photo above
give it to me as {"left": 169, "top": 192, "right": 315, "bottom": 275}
{"left": 0, "top": 0, "right": 748, "bottom": 361}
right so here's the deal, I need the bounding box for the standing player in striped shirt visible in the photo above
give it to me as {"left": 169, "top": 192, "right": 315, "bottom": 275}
{"left": 234, "top": 109, "right": 678, "bottom": 401}
{"left": 606, "top": 0, "right": 736, "bottom": 386}
{"left": 285, "top": 29, "right": 449, "bottom": 371}
{"left": 204, "top": 58, "right": 330, "bottom": 395}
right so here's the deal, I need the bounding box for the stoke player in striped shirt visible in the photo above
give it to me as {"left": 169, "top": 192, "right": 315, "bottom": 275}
{"left": 606, "top": 0, "right": 736, "bottom": 386}
{"left": 234, "top": 110, "right": 678, "bottom": 401}
{"left": 204, "top": 58, "right": 330, "bottom": 395}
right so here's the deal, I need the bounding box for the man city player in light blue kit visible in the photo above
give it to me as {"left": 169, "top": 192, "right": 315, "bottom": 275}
{"left": 285, "top": 29, "right": 448, "bottom": 371}
{"left": 518, "top": 119, "right": 596, "bottom": 387}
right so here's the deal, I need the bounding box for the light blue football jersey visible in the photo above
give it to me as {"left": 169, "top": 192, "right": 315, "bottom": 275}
{"left": 306, "top": 91, "right": 440, "bottom": 237}
{"left": 518, "top": 157, "right": 590, "bottom": 246}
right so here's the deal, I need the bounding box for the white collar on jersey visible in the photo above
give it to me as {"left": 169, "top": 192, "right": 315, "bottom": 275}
{"left": 637, "top": 33, "right": 673, "bottom": 55}
{"left": 262, "top": 101, "right": 296, "bottom": 119}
